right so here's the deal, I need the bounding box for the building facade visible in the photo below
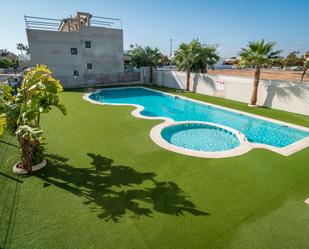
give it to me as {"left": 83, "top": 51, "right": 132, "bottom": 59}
{"left": 26, "top": 12, "right": 124, "bottom": 87}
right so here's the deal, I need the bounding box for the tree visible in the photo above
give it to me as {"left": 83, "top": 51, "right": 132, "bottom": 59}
{"left": 192, "top": 44, "right": 219, "bottom": 73}
{"left": 0, "top": 57, "right": 11, "bottom": 68}
{"left": 174, "top": 40, "right": 200, "bottom": 91}
{"left": 0, "top": 64, "right": 66, "bottom": 173}
{"left": 300, "top": 52, "right": 309, "bottom": 82}
{"left": 158, "top": 54, "right": 170, "bottom": 67}
{"left": 0, "top": 49, "right": 18, "bottom": 68}
{"left": 285, "top": 51, "right": 301, "bottom": 67}
{"left": 129, "top": 45, "right": 162, "bottom": 83}
{"left": 0, "top": 57, "right": 17, "bottom": 68}
{"left": 129, "top": 45, "right": 146, "bottom": 68}
{"left": 144, "top": 46, "right": 161, "bottom": 83}
{"left": 174, "top": 39, "right": 219, "bottom": 91}
{"left": 239, "top": 39, "right": 281, "bottom": 106}
{"left": 16, "top": 43, "right": 30, "bottom": 55}
{"left": 271, "top": 57, "right": 285, "bottom": 69}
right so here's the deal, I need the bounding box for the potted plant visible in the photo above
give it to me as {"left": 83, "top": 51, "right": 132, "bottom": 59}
{"left": 0, "top": 64, "right": 66, "bottom": 174}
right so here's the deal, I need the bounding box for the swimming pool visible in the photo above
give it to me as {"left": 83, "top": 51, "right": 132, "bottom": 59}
{"left": 86, "top": 87, "right": 309, "bottom": 157}
{"left": 161, "top": 123, "right": 241, "bottom": 152}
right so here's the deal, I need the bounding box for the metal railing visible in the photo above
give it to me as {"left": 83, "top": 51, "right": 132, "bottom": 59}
{"left": 91, "top": 15, "right": 122, "bottom": 29}
{"left": 25, "top": 15, "right": 62, "bottom": 31}
{"left": 25, "top": 14, "right": 122, "bottom": 31}
{"left": 57, "top": 71, "right": 141, "bottom": 89}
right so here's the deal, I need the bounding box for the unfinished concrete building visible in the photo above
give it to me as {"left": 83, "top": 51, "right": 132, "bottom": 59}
{"left": 25, "top": 12, "right": 125, "bottom": 87}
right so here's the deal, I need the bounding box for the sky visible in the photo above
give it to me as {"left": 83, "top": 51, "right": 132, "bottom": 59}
{"left": 0, "top": 0, "right": 308, "bottom": 58}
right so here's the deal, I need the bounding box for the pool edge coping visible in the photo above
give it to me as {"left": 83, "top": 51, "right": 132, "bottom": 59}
{"left": 83, "top": 86, "right": 309, "bottom": 157}
{"left": 150, "top": 121, "right": 252, "bottom": 158}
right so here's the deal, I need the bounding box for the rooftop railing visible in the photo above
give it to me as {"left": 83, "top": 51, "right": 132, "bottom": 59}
{"left": 25, "top": 14, "right": 122, "bottom": 31}
{"left": 25, "top": 15, "right": 62, "bottom": 31}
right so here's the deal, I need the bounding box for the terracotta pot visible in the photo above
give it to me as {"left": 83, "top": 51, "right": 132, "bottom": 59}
{"left": 12, "top": 159, "right": 47, "bottom": 175}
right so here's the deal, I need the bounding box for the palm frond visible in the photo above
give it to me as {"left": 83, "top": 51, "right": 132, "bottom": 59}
{"left": 239, "top": 39, "right": 281, "bottom": 67}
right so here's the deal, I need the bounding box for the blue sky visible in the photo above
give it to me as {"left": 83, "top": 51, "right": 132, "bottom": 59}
{"left": 0, "top": 0, "right": 308, "bottom": 57}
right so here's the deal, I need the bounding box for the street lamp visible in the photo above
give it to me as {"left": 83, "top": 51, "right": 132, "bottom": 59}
{"left": 169, "top": 38, "right": 173, "bottom": 70}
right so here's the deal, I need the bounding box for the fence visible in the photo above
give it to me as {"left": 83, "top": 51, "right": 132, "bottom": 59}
{"left": 57, "top": 71, "right": 142, "bottom": 89}
{"left": 153, "top": 69, "right": 309, "bottom": 116}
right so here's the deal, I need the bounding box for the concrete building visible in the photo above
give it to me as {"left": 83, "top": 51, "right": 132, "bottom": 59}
{"left": 25, "top": 12, "right": 124, "bottom": 87}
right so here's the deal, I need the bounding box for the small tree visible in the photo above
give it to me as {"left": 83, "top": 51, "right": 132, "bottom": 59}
{"left": 192, "top": 45, "right": 219, "bottom": 73}
{"left": 144, "top": 47, "right": 161, "bottom": 83}
{"left": 300, "top": 52, "right": 309, "bottom": 82}
{"left": 0, "top": 57, "right": 12, "bottom": 68}
{"left": 174, "top": 39, "right": 219, "bottom": 91}
{"left": 174, "top": 40, "right": 201, "bottom": 91}
{"left": 16, "top": 43, "right": 30, "bottom": 55}
{"left": 271, "top": 58, "right": 285, "bottom": 69}
{"left": 158, "top": 54, "right": 170, "bottom": 67}
{"left": 130, "top": 45, "right": 147, "bottom": 68}
{"left": 285, "top": 51, "right": 301, "bottom": 67}
{"left": 129, "top": 45, "right": 162, "bottom": 83}
{"left": 239, "top": 39, "right": 281, "bottom": 106}
{"left": 0, "top": 65, "right": 66, "bottom": 173}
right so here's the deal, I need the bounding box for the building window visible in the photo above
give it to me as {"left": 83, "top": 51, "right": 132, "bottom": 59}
{"left": 71, "top": 48, "right": 78, "bottom": 55}
{"left": 85, "top": 41, "right": 91, "bottom": 48}
{"left": 87, "top": 63, "right": 92, "bottom": 70}
{"left": 73, "top": 70, "right": 79, "bottom": 76}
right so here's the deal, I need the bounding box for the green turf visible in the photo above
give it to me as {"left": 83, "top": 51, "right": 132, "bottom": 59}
{"left": 1, "top": 87, "right": 309, "bottom": 249}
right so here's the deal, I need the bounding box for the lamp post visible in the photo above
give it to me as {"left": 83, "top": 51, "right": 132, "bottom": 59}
{"left": 169, "top": 38, "right": 173, "bottom": 70}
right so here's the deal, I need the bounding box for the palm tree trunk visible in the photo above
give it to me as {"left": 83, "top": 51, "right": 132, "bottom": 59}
{"left": 186, "top": 70, "right": 190, "bottom": 91}
{"left": 250, "top": 67, "right": 260, "bottom": 106}
{"left": 36, "top": 113, "right": 41, "bottom": 127}
{"left": 301, "top": 68, "right": 307, "bottom": 82}
{"left": 18, "top": 135, "right": 32, "bottom": 173}
{"left": 150, "top": 66, "right": 153, "bottom": 84}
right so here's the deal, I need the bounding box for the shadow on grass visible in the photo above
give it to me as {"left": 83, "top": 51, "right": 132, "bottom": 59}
{"left": 35, "top": 153, "right": 209, "bottom": 222}
{"left": 0, "top": 140, "right": 18, "bottom": 148}
{"left": 0, "top": 172, "right": 23, "bottom": 183}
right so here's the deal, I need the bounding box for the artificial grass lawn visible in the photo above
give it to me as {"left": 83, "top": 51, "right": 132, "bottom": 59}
{"left": 1, "top": 86, "right": 309, "bottom": 249}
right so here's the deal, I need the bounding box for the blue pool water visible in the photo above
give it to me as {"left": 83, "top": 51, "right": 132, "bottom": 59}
{"left": 161, "top": 123, "right": 240, "bottom": 151}
{"left": 89, "top": 87, "right": 309, "bottom": 148}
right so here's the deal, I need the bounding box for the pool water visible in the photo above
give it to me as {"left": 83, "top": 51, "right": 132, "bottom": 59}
{"left": 161, "top": 123, "right": 241, "bottom": 151}
{"left": 89, "top": 87, "right": 309, "bottom": 148}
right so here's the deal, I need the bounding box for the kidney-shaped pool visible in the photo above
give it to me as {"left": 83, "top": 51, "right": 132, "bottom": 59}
{"left": 85, "top": 87, "right": 309, "bottom": 157}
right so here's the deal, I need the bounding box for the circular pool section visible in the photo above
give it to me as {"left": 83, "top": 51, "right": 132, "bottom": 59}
{"left": 161, "top": 123, "right": 241, "bottom": 152}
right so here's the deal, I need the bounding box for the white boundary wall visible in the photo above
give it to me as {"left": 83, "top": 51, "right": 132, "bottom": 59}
{"left": 153, "top": 70, "right": 309, "bottom": 116}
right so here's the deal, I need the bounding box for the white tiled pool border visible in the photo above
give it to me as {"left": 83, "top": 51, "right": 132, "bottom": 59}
{"left": 150, "top": 121, "right": 252, "bottom": 158}
{"left": 83, "top": 86, "right": 309, "bottom": 158}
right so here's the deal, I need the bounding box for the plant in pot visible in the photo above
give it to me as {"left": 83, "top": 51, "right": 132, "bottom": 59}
{"left": 0, "top": 64, "right": 66, "bottom": 174}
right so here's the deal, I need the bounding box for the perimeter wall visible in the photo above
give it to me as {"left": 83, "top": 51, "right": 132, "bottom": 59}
{"left": 153, "top": 70, "right": 309, "bottom": 116}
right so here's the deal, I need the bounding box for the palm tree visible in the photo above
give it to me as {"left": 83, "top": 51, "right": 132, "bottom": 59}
{"left": 174, "top": 40, "right": 201, "bottom": 91}
{"left": 193, "top": 45, "right": 220, "bottom": 73}
{"left": 300, "top": 52, "right": 309, "bottom": 82}
{"left": 239, "top": 39, "right": 281, "bottom": 106}
{"left": 144, "top": 47, "right": 161, "bottom": 84}
{"left": 129, "top": 45, "right": 162, "bottom": 83}
{"left": 158, "top": 54, "right": 170, "bottom": 67}
{"left": 174, "top": 40, "right": 219, "bottom": 91}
